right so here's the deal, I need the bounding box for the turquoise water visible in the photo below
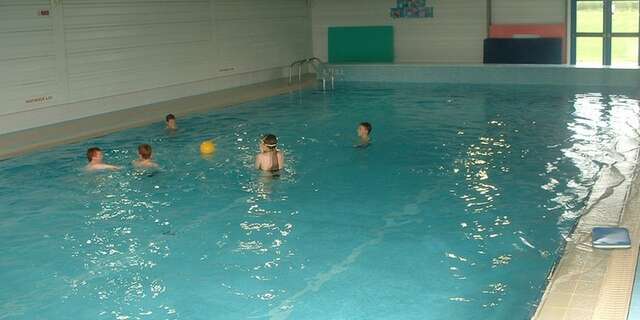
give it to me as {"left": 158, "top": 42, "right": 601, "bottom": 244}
{"left": 1, "top": 83, "right": 638, "bottom": 320}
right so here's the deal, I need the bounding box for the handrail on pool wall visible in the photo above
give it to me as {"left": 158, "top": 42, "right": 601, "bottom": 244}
{"left": 289, "top": 57, "right": 335, "bottom": 91}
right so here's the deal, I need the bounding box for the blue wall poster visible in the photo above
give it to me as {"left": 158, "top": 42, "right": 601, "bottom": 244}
{"left": 390, "top": 0, "right": 434, "bottom": 19}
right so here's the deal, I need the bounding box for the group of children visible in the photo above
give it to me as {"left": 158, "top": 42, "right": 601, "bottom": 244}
{"left": 86, "top": 143, "right": 158, "bottom": 171}
{"left": 85, "top": 113, "right": 373, "bottom": 173}
{"left": 85, "top": 114, "right": 175, "bottom": 171}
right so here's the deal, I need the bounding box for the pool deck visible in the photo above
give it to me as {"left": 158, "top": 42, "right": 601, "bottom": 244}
{"left": 533, "top": 129, "right": 640, "bottom": 319}
{"left": 0, "top": 75, "right": 316, "bottom": 160}
{"left": 630, "top": 259, "right": 640, "bottom": 318}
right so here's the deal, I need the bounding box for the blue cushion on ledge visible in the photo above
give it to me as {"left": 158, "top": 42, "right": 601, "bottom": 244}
{"left": 592, "top": 227, "right": 631, "bottom": 249}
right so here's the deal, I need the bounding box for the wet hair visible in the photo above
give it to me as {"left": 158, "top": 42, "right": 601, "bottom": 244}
{"left": 165, "top": 114, "right": 176, "bottom": 122}
{"left": 86, "top": 147, "right": 101, "bottom": 162}
{"left": 359, "top": 122, "right": 372, "bottom": 134}
{"left": 261, "top": 134, "right": 278, "bottom": 149}
{"left": 138, "top": 144, "right": 152, "bottom": 159}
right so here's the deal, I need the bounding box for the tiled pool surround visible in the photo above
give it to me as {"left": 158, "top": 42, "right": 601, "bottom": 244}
{"left": 327, "top": 64, "right": 639, "bottom": 88}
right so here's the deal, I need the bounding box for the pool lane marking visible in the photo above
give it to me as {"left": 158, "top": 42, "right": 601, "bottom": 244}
{"left": 265, "top": 189, "right": 432, "bottom": 320}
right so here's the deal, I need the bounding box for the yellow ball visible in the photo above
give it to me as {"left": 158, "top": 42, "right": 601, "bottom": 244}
{"left": 200, "top": 140, "right": 216, "bottom": 154}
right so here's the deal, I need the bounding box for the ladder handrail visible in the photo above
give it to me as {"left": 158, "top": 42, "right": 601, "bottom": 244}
{"left": 288, "top": 57, "right": 334, "bottom": 91}
{"left": 289, "top": 57, "right": 325, "bottom": 68}
{"left": 308, "top": 58, "right": 324, "bottom": 73}
{"left": 289, "top": 57, "right": 326, "bottom": 84}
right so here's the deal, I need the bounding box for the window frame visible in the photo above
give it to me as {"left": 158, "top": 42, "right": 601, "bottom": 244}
{"left": 571, "top": 0, "right": 640, "bottom": 66}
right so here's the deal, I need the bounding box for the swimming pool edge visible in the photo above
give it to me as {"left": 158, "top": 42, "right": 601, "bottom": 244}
{"left": 532, "top": 130, "right": 640, "bottom": 319}
{"left": 327, "top": 64, "right": 640, "bottom": 88}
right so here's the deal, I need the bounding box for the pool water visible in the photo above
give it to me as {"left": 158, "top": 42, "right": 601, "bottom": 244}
{"left": 1, "top": 82, "right": 638, "bottom": 320}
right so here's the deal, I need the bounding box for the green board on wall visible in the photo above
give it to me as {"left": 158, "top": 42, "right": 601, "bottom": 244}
{"left": 328, "top": 26, "right": 394, "bottom": 63}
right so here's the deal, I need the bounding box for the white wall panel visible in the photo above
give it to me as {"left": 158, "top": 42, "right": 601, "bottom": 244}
{"left": 0, "top": 0, "right": 312, "bottom": 134}
{"left": 62, "top": 0, "right": 212, "bottom": 99}
{"left": 215, "top": 0, "right": 311, "bottom": 73}
{"left": 311, "top": 0, "right": 487, "bottom": 64}
{"left": 311, "top": 0, "right": 567, "bottom": 63}
{"left": 0, "top": 0, "right": 57, "bottom": 116}
{"left": 492, "top": 0, "right": 566, "bottom": 24}
{"left": 0, "top": 1, "right": 52, "bottom": 32}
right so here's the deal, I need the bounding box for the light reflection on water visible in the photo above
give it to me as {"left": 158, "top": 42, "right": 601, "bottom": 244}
{"left": 0, "top": 83, "right": 639, "bottom": 320}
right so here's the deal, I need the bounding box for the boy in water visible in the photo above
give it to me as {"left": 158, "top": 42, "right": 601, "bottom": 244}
{"left": 356, "top": 122, "right": 372, "bottom": 147}
{"left": 133, "top": 144, "right": 159, "bottom": 169}
{"left": 255, "top": 134, "right": 284, "bottom": 172}
{"left": 85, "top": 147, "right": 121, "bottom": 171}
{"left": 165, "top": 114, "right": 177, "bottom": 130}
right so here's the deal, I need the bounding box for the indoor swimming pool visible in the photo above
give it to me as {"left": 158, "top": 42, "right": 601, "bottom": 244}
{"left": 1, "top": 82, "right": 639, "bottom": 320}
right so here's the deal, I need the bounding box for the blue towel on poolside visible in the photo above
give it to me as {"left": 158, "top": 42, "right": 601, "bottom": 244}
{"left": 592, "top": 227, "right": 631, "bottom": 249}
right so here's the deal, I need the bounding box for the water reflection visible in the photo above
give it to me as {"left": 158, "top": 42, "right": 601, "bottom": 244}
{"left": 456, "top": 132, "right": 509, "bottom": 215}
{"left": 64, "top": 171, "right": 178, "bottom": 319}
{"left": 449, "top": 90, "right": 640, "bottom": 310}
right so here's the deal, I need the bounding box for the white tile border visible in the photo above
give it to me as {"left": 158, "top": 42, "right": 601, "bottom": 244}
{"left": 329, "top": 64, "right": 640, "bottom": 87}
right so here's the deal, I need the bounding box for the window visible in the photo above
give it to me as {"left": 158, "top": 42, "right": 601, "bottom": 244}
{"left": 572, "top": 0, "right": 640, "bottom": 66}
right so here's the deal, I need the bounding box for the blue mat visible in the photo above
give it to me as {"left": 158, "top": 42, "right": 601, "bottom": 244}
{"left": 592, "top": 227, "right": 631, "bottom": 249}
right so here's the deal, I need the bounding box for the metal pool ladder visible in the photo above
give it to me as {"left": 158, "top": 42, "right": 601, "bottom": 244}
{"left": 289, "top": 57, "right": 335, "bottom": 91}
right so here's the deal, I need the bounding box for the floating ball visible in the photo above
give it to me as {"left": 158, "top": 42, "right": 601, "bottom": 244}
{"left": 200, "top": 140, "right": 216, "bottom": 154}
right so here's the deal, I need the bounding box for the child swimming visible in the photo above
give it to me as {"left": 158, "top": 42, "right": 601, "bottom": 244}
{"left": 356, "top": 122, "right": 372, "bottom": 147}
{"left": 85, "top": 147, "right": 121, "bottom": 171}
{"left": 133, "top": 144, "right": 159, "bottom": 169}
{"left": 255, "top": 134, "right": 284, "bottom": 172}
{"left": 165, "top": 114, "right": 177, "bottom": 130}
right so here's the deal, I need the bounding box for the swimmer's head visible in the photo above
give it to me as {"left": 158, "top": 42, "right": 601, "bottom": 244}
{"left": 261, "top": 134, "right": 278, "bottom": 150}
{"left": 87, "top": 147, "right": 102, "bottom": 162}
{"left": 165, "top": 114, "right": 177, "bottom": 129}
{"left": 138, "top": 144, "right": 153, "bottom": 159}
{"left": 358, "top": 122, "right": 372, "bottom": 137}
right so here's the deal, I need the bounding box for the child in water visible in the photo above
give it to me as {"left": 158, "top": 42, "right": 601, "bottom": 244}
{"left": 255, "top": 134, "right": 284, "bottom": 172}
{"left": 165, "top": 114, "right": 177, "bottom": 130}
{"left": 356, "top": 122, "right": 372, "bottom": 147}
{"left": 85, "top": 147, "right": 121, "bottom": 171}
{"left": 133, "top": 144, "right": 159, "bottom": 169}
